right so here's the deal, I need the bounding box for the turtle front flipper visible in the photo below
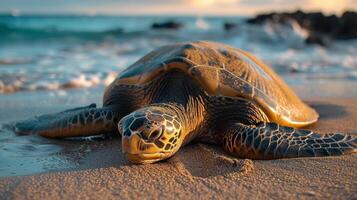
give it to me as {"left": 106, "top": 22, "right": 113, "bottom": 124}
{"left": 14, "top": 104, "right": 120, "bottom": 138}
{"left": 222, "top": 122, "right": 357, "bottom": 159}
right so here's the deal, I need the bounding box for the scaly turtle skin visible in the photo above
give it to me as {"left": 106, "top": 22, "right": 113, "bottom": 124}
{"left": 15, "top": 41, "right": 357, "bottom": 164}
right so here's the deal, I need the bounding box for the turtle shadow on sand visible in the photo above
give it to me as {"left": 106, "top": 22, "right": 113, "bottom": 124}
{"left": 308, "top": 102, "right": 348, "bottom": 120}
{"left": 167, "top": 143, "right": 254, "bottom": 179}
{"left": 80, "top": 139, "right": 255, "bottom": 178}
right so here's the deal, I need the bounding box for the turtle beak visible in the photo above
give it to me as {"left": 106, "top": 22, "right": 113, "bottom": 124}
{"left": 122, "top": 133, "right": 166, "bottom": 164}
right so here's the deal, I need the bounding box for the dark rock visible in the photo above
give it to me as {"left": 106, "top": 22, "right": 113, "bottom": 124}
{"left": 305, "top": 33, "right": 331, "bottom": 46}
{"left": 151, "top": 21, "right": 182, "bottom": 30}
{"left": 224, "top": 22, "right": 238, "bottom": 31}
{"left": 246, "top": 10, "right": 357, "bottom": 44}
{"left": 337, "top": 11, "right": 357, "bottom": 39}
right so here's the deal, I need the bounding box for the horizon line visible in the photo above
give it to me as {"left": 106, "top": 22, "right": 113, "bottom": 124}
{"left": 0, "top": 8, "right": 356, "bottom": 18}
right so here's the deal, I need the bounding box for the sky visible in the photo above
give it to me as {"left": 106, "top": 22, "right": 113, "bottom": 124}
{"left": 0, "top": 0, "right": 356, "bottom": 16}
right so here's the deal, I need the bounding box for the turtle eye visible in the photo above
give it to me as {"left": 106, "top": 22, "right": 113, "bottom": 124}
{"left": 147, "top": 128, "right": 162, "bottom": 140}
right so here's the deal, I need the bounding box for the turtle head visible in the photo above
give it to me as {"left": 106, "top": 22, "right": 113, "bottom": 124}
{"left": 118, "top": 107, "right": 183, "bottom": 164}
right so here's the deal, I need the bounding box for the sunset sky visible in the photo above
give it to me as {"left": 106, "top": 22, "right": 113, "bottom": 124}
{"left": 0, "top": 0, "right": 356, "bottom": 16}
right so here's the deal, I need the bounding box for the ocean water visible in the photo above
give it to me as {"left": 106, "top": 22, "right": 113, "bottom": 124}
{"left": 1, "top": 15, "right": 357, "bottom": 93}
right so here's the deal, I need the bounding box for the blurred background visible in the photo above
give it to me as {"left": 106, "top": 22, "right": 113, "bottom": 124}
{"left": 0, "top": 0, "right": 356, "bottom": 93}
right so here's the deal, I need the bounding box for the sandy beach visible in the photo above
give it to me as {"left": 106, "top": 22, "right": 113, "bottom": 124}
{"left": 0, "top": 80, "right": 356, "bottom": 200}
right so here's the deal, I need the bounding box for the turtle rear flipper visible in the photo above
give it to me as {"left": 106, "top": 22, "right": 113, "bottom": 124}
{"left": 14, "top": 104, "right": 120, "bottom": 138}
{"left": 223, "top": 122, "right": 357, "bottom": 159}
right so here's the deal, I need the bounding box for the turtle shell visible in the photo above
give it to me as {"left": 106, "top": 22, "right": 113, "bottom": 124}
{"left": 109, "top": 41, "right": 318, "bottom": 128}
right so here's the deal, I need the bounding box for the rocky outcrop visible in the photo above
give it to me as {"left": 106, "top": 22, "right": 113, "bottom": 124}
{"left": 247, "top": 10, "right": 357, "bottom": 45}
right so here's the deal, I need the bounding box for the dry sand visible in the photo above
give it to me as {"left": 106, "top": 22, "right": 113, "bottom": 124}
{"left": 0, "top": 82, "right": 356, "bottom": 200}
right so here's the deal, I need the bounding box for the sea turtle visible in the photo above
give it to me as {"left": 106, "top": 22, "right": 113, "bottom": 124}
{"left": 15, "top": 41, "right": 357, "bottom": 164}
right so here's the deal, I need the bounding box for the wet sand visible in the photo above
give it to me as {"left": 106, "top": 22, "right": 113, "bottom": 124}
{"left": 0, "top": 81, "right": 356, "bottom": 199}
